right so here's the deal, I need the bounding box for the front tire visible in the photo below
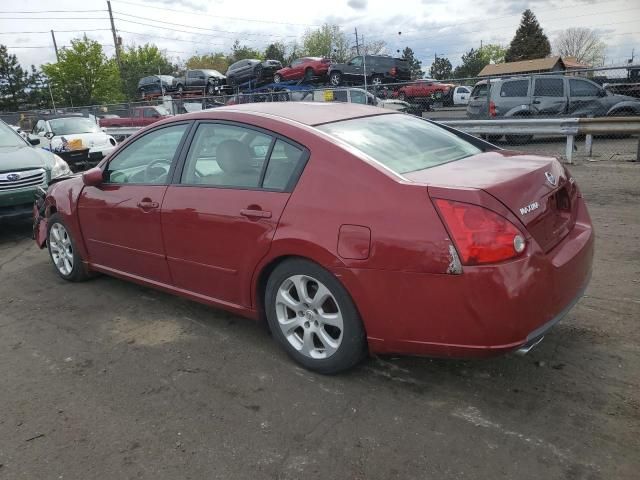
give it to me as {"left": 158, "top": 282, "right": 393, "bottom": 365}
{"left": 273, "top": 73, "right": 282, "bottom": 83}
{"left": 329, "top": 71, "right": 342, "bottom": 86}
{"left": 47, "top": 213, "right": 90, "bottom": 282}
{"left": 265, "top": 259, "right": 367, "bottom": 374}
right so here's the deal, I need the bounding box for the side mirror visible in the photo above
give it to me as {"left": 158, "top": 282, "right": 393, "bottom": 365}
{"left": 599, "top": 89, "right": 607, "bottom": 97}
{"left": 28, "top": 135, "right": 41, "bottom": 146}
{"left": 82, "top": 167, "right": 103, "bottom": 186}
{"left": 44, "top": 131, "right": 55, "bottom": 139}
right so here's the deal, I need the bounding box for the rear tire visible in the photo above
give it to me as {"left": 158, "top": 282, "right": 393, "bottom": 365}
{"left": 273, "top": 73, "right": 282, "bottom": 83}
{"left": 371, "top": 75, "right": 383, "bottom": 86}
{"left": 47, "top": 213, "right": 90, "bottom": 282}
{"left": 176, "top": 84, "right": 184, "bottom": 94}
{"left": 254, "top": 65, "right": 263, "bottom": 81}
{"left": 265, "top": 258, "right": 367, "bottom": 374}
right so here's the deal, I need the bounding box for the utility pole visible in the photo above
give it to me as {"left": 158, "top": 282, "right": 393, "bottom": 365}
{"left": 107, "top": 1, "right": 122, "bottom": 72}
{"left": 51, "top": 30, "right": 59, "bottom": 62}
{"left": 354, "top": 28, "right": 360, "bottom": 55}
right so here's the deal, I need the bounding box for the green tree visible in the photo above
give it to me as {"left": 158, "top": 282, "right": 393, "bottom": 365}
{"left": 479, "top": 44, "right": 507, "bottom": 64}
{"left": 0, "top": 45, "right": 30, "bottom": 111}
{"left": 42, "top": 36, "right": 122, "bottom": 105}
{"left": 226, "top": 40, "right": 263, "bottom": 64}
{"left": 302, "top": 24, "right": 350, "bottom": 62}
{"left": 185, "top": 52, "right": 228, "bottom": 72}
{"left": 430, "top": 56, "right": 452, "bottom": 80}
{"left": 120, "top": 44, "right": 174, "bottom": 99}
{"left": 264, "top": 43, "right": 286, "bottom": 63}
{"left": 26, "top": 66, "right": 50, "bottom": 109}
{"left": 285, "top": 41, "right": 303, "bottom": 65}
{"left": 401, "top": 47, "right": 423, "bottom": 80}
{"left": 505, "top": 9, "right": 551, "bottom": 62}
{"left": 453, "top": 48, "right": 487, "bottom": 78}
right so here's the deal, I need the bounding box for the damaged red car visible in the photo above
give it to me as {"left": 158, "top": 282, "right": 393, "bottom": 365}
{"left": 33, "top": 103, "right": 594, "bottom": 374}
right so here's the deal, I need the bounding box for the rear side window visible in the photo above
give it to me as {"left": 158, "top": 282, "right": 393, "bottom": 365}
{"left": 569, "top": 79, "right": 600, "bottom": 97}
{"left": 317, "top": 114, "right": 481, "bottom": 174}
{"left": 471, "top": 83, "right": 489, "bottom": 98}
{"left": 500, "top": 80, "right": 529, "bottom": 97}
{"left": 534, "top": 78, "right": 564, "bottom": 97}
{"left": 263, "top": 140, "right": 305, "bottom": 190}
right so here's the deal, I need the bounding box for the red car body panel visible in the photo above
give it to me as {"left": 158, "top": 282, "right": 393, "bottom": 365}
{"left": 99, "top": 107, "right": 171, "bottom": 128}
{"left": 34, "top": 103, "right": 594, "bottom": 358}
{"left": 275, "top": 57, "right": 330, "bottom": 81}
{"left": 394, "top": 81, "right": 452, "bottom": 99}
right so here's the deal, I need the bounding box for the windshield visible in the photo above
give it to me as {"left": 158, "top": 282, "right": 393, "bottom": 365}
{"left": 316, "top": 114, "right": 481, "bottom": 174}
{"left": 0, "top": 122, "right": 27, "bottom": 148}
{"left": 49, "top": 117, "right": 100, "bottom": 135}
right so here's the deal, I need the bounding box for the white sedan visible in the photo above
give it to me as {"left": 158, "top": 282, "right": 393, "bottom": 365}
{"left": 33, "top": 116, "right": 117, "bottom": 160}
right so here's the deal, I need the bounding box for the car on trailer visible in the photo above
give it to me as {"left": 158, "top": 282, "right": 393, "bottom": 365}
{"left": 175, "top": 69, "right": 227, "bottom": 96}
{"left": 226, "top": 59, "right": 283, "bottom": 87}
{"left": 327, "top": 55, "right": 411, "bottom": 86}
{"left": 138, "top": 75, "right": 178, "bottom": 98}
{"left": 274, "top": 57, "right": 331, "bottom": 83}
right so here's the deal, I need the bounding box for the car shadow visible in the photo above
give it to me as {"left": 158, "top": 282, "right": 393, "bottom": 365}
{"left": 0, "top": 217, "right": 33, "bottom": 245}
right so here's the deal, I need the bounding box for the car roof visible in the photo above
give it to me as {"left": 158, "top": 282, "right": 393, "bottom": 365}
{"left": 187, "top": 102, "right": 396, "bottom": 126}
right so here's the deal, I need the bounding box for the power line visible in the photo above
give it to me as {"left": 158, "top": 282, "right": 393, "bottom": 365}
{"left": 0, "top": 9, "right": 106, "bottom": 13}
{"left": 112, "top": 0, "right": 323, "bottom": 27}
{"left": 0, "top": 29, "right": 113, "bottom": 34}
{"left": 118, "top": 30, "right": 227, "bottom": 47}
{"left": 113, "top": 11, "right": 299, "bottom": 38}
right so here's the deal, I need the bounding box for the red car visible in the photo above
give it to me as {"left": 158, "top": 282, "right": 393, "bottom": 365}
{"left": 98, "top": 106, "right": 172, "bottom": 128}
{"left": 394, "top": 80, "right": 453, "bottom": 101}
{"left": 33, "top": 103, "right": 594, "bottom": 374}
{"left": 273, "top": 57, "right": 331, "bottom": 83}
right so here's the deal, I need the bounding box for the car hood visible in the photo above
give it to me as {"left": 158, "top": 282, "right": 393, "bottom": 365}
{"left": 0, "top": 144, "right": 56, "bottom": 172}
{"left": 49, "top": 132, "right": 113, "bottom": 148}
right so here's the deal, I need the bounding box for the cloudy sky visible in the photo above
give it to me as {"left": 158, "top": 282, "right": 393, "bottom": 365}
{"left": 1, "top": 0, "right": 638, "bottom": 72}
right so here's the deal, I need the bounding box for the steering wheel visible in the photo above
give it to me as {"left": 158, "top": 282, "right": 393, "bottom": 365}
{"left": 144, "top": 159, "right": 171, "bottom": 183}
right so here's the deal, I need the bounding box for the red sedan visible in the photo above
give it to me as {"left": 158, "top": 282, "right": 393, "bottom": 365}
{"left": 393, "top": 80, "right": 453, "bottom": 101}
{"left": 33, "top": 103, "right": 594, "bottom": 374}
{"left": 273, "top": 57, "right": 331, "bottom": 83}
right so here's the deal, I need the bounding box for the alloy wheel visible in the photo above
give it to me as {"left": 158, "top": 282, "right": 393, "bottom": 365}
{"left": 372, "top": 76, "right": 382, "bottom": 85}
{"left": 49, "top": 223, "right": 74, "bottom": 276}
{"left": 275, "top": 275, "right": 344, "bottom": 359}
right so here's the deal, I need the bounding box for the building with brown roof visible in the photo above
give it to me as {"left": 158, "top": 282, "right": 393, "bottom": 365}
{"left": 478, "top": 56, "right": 590, "bottom": 77}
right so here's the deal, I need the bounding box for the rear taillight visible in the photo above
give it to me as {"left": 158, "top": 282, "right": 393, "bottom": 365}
{"left": 489, "top": 100, "right": 496, "bottom": 117}
{"left": 434, "top": 199, "right": 526, "bottom": 265}
{"left": 390, "top": 67, "right": 397, "bottom": 76}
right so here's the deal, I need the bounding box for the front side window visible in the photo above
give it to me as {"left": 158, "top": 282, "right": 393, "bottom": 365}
{"left": 350, "top": 90, "right": 367, "bottom": 104}
{"left": 534, "top": 78, "right": 564, "bottom": 97}
{"left": 458, "top": 87, "right": 470, "bottom": 94}
{"left": 181, "top": 124, "right": 272, "bottom": 188}
{"left": 317, "top": 114, "right": 481, "bottom": 174}
{"left": 49, "top": 117, "right": 99, "bottom": 135}
{"left": 569, "top": 79, "right": 601, "bottom": 97}
{"left": 350, "top": 57, "right": 363, "bottom": 67}
{"left": 500, "top": 80, "right": 529, "bottom": 98}
{"left": 106, "top": 124, "right": 188, "bottom": 184}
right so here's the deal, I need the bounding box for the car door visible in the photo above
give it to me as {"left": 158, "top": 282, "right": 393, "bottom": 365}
{"left": 531, "top": 77, "right": 567, "bottom": 117}
{"left": 497, "top": 79, "right": 530, "bottom": 116}
{"left": 77, "top": 123, "right": 191, "bottom": 283}
{"left": 454, "top": 86, "right": 470, "bottom": 105}
{"left": 568, "top": 78, "right": 606, "bottom": 116}
{"left": 289, "top": 59, "right": 304, "bottom": 79}
{"left": 236, "top": 61, "right": 254, "bottom": 83}
{"left": 161, "top": 121, "right": 308, "bottom": 308}
{"left": 345, "top": 56, "right": 363, "bottom": 81}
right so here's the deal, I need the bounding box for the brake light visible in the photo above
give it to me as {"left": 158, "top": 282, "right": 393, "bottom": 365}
{"left": 434, "top": 199, "right": 526, "bottom": 265}
{"left": 489, "top": 100, "right": 496, "bottom": 117}
{"left": 390, "top": 67, "right": 397, "bottom": 76}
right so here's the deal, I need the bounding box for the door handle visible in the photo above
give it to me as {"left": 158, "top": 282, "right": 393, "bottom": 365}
{"left": 240, "top": 208, "right": 272, "bottom": 219}
{"left": 137, "top": 200, "right": 159, "bottom": 209}
{"left": 532, "top": 99, "right": 541, "bottom": 104}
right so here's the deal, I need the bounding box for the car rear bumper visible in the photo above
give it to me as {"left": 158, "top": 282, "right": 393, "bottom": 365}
{"left": 338, "top": 197, "right": 594, "bottom": 358}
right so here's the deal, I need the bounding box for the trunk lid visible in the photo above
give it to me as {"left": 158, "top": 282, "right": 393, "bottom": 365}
{"left": 405, "top": 151, "right": 578, "bottom": 252}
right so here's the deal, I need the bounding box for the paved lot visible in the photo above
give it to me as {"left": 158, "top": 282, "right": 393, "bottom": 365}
{"left": 1, "top": 158, "right": 639, "bottom": 479}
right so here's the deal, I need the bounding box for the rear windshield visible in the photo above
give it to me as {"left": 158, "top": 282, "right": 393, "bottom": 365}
{"left": 316, "top": 114, "right": 481, "bottom": 174}
{"left": 471, "top": 83, "right": 489, "bottom": 98}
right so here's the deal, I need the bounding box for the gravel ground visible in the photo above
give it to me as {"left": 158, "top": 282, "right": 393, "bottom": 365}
{"left": 0, "top": 158, "right": 638, "bottom": 480}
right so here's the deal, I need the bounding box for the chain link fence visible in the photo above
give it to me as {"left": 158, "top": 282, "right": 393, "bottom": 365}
{"left": 2, "top": 65, "right": 638, "bottom": 163}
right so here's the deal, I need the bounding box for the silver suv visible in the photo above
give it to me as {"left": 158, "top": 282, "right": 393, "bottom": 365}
{"left": 467, "top": 75, "right": 640, "bottom": 120}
